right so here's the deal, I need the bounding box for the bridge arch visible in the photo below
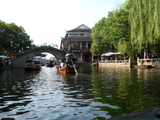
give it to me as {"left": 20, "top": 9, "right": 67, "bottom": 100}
{"left": 11, "top": 46, "right": 67, "bottom": 68}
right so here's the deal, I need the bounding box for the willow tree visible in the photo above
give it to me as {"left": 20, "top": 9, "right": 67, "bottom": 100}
{"left": 129, "top": 0, "right": 160, "bottom": 54}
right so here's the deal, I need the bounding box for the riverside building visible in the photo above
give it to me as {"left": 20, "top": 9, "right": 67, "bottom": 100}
{"left": 60, "top": 24, "right": 93, "bottom": 62}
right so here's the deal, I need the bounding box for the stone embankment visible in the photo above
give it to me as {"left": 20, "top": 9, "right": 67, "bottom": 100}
{"left": 107, "top": 108, "right": 160, "bottom": 120}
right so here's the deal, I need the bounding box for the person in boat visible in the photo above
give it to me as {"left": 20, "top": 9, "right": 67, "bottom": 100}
{"left": 60, "top": 60, "right": 65, "bottom": 68}
{"left": 65, "top": 54, "right": 69, "bottom": 65}
{"left": 65, "top": 53, "right": 73, "bottom": 66}
{"left": 25, "top": 62, "right": 30, "bottom": 67}
{"left": 33, "top": 63, "right": 40, "bottom": 68}
{"left": 67, "top": 57, "right": 79, "bottom": 69}
{"left": 72, "top": 60, "right": 79, "bottom": 69}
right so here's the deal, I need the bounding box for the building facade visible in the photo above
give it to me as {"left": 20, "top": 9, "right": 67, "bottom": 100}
{"left": 60, "top": 24, "right": 93, "bottom": 62}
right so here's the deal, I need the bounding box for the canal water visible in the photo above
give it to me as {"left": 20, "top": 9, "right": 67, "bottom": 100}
{"left": 0, "top": 66, "right": 160, "bottom": 120}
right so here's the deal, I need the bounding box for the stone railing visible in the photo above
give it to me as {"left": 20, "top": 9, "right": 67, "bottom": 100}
{"left": 137, "top": 57, "right": 160, "bottom": 67}
{"left": 98, "top": 57, "right": 160, "bottom": 67}
{"left": 99, "top": 58, "right": 131, "bottom": 67}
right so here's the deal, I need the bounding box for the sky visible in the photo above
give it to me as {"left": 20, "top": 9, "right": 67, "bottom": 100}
{"left": 0, "top": 0, "right": 126, "bottom": 49}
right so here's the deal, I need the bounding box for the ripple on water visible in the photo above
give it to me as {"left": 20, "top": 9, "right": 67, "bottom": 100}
{"left": 2, "top": 67, "right": 160, "bottom": 119}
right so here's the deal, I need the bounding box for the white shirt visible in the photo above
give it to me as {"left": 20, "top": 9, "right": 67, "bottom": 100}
{"left": 60, "top": 62, "right": 65, "bottom": 68}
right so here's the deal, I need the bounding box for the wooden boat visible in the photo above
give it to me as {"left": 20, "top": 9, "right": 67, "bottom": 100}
{"left": 59, "top": 65, "right": 78, "bottom": 74}
{"left": 60, "top": 72, "right": 76, "bottom": 81}
{"left": 46, "top": 61, "right": 54, "bottom": 67}
{"left": 24, "top": 59, "right": 41, "bottom": 71}
{"left": 46, "top": 63, "right": 54, "bottom": 67}
{"left": 58, "top": 54, "right": 79, "bottom": 74}
{"left": 24, "top": 66, "right": 41, "bottom": 71}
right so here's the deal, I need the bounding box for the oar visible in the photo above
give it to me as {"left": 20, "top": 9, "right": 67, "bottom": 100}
{"left": 71, "top": 59, "right": 78, "bottom": 75}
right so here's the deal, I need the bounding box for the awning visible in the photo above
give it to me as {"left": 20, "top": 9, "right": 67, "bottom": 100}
{"left": 0, "top": 55, "right": 10, "bottom": 60}
{"left": 0, "top": 55, "right": 9, "bottom": 58}
{"left": 101, "top": 52, "right": 121, "bottom": 56}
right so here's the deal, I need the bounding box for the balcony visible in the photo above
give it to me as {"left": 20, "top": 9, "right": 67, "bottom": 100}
{"left": 69, "top": 49, "right": 90, "bottom": 53}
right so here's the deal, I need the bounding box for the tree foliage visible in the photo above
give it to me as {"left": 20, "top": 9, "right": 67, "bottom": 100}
{"left": 90, "top": 17, "right": 108, "bottom": 55}
{"left": 0, "top": 21, "right": 10, "bottom": 54}
{"left": 91, "top": 0, "right": 160, "bottom": 57}
{"left": 0, "top": 20, "right": 36, "bottom": 56}
{"left": 105, "top": 6, "right": 133, "bottom": 56}
{"left": 91, "top": 3, "right": 133, "bottom": 56}
{"left": 129, "top": 0, "right": 160, "bottom": 53}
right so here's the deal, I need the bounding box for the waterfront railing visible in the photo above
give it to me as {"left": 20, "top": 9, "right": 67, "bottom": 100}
{"left": 99, "top": 58, "right": 131, "bottom": 67}
{"left": 137, "top": 57, "right": 160, "bottom": 67}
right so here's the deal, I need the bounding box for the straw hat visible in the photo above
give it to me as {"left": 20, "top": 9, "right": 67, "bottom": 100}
{"left": 65, "top": 53, "right": 71, "bottom": 56}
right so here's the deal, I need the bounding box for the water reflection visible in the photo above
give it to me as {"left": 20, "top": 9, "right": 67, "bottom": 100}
{"left": 0, "top": 69, "right": 40, "bottom": 120}
{"left": 91, "top": 66, "right": 160, "bottom": 118}
{"left": 0, "top": 66, "right": 160, "bottom": 119}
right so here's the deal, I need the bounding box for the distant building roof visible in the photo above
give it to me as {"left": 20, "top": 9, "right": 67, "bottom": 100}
{"left": 60, "top": 24, "right": 92, "bottom": 49}
{"left": 67, "top": 24, "right": 91, "bottom": 32}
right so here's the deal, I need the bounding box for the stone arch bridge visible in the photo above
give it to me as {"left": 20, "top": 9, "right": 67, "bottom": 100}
{"left": 11, "top": 46, "right": 67, "bottom": 68}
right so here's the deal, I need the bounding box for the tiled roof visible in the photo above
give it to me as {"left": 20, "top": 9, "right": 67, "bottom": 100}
{"left": 67, "top": 29, "right": 91, "bottom": 32}
{"left": 67, "top": 24, "right": 91, "bottom": 32}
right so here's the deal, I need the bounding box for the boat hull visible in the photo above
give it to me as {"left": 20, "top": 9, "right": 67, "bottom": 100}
{"left": 59, "top": 66, "right": 77, "bottom": 74}
{"left": 46, "top": 64, "right": 54, "bottom": 67}
{"left": 24, "top": 67, "right": 41, "bottom": 71}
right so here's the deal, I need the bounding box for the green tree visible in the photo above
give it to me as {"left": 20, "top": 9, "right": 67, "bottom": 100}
{"left": 90, "top": 17, "right": 113, "bottom": 55}
{"left": 0, "top": 20, "right": 10, "bottom": 55}
{"left": 49, "top": 43, "right": 58, "bottom": 48}
{"left": 91, "top": 4, "right": 133, "bottom": 57}
{"left": 7, "top": 23, "right": 35, "bottom": 56}
{"left": 0, "top": 21, "right": 35, "bottom": 56}
{"left": 105, "top": 3, "right": 134, "bottom": 57}
{"left": 129, "top": 0, "right": 160, "bottom": 54}
{"left": 7, "top": 23, "right": 31, "bottom": 55}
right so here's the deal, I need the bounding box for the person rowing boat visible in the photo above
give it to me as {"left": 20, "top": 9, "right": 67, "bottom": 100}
{"left": 58, "top": 53, "right": 79, "bottom": 74}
